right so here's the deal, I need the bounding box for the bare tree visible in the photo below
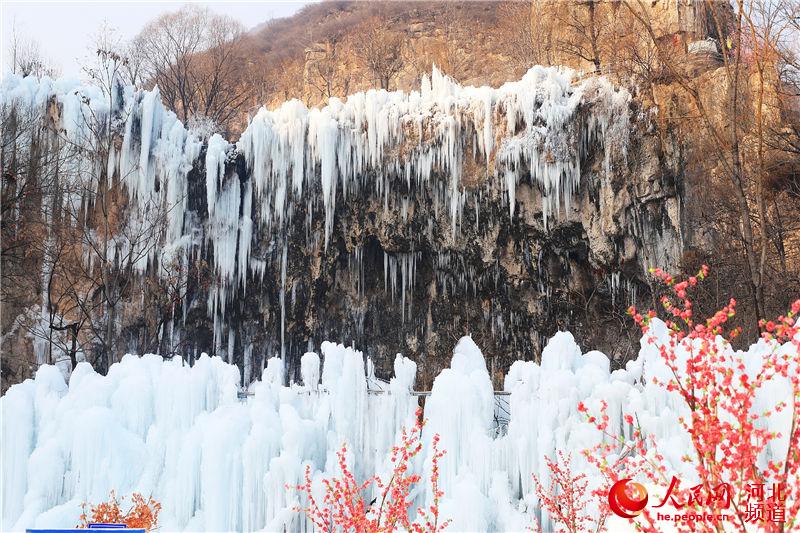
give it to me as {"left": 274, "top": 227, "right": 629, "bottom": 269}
{"left": 353, "top": 16, "right": 404, "bottom": 90}
{"left": 496, "top": 1, "right": 554, "bottom": 74}
{"left": 7, "top": 19, "right": 59, "bottom": 78}
{"left": 135, "top": 5, "right": 249, "bottom": 134}
{"left": 195, "top": 15, "right": 250, "bottom": 128}
{"left": 418, "top": 5, "right": 473, "bottom": 82}
{"left": 306, "top": 36, "right": 354, "bottom": 101}
{"left": 81, "top": 22, "right": 131, "bottom": 99}
{"left": 552, "top": 0, "right": 610, "bottom": 73}
{"left": 79, "top": 21, "right": 149, "bottom": 90}
{"left": 608, "top": 7, "right": 661, "bottom": 86}
{"left": 121, "top": 37, "right": 148, "bottom": 88}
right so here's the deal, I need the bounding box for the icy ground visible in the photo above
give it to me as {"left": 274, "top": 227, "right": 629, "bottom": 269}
{"left": 2, "top": 320, "right": 796, "bottom": 532}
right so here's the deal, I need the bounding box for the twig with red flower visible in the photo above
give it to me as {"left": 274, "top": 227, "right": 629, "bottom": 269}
{"left": 293, "top": 408, "right": 451, "bottom": 532}
{"left": 531, "top": 451, "right": 596, "bottom": 533}
{"left": 77, "top": 491, "right": 161, "bottom": 531}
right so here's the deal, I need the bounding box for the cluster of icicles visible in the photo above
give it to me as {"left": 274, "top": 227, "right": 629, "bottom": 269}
{"left": 1, "top": 68, "right": 635, "bottom": 377}
{"left": 230, "top": 66, "right": 631, "bottom": 282}
{"left": 3, "top": 320, "right": 797, "bottom": 532}
{"left": 0, "top": 66, "right": 631, "bottom": 317}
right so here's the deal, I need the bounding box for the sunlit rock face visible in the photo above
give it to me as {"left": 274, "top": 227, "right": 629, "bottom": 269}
{"left": 1, "top": 66, "right": 683, "bottom": 385}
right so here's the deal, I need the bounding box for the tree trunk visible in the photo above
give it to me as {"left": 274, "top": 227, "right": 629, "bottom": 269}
{"left": 588, "top": 0, "right": 602, "bottom": 73}
{"left": 68, "top": 324, "right": 78, "bottom": 371}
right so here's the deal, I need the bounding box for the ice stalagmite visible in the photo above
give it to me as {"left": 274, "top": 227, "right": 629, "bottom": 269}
{"left": 425, "top": 336, "right": 496, "bottom": 532}
{"left": 4, "top": 323, "right": 797, "bottom": 532}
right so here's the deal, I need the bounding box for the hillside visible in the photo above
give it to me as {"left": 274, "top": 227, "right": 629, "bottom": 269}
{"left": 233, "top": 0, "right": 720, "bottom": 114}
{"left": 243, "top": 2, "right": 514, "bottom": 108}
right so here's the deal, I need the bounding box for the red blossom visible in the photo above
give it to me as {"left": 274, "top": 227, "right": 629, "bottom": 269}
{"left": 545, "top": 267, "right": 799, "bottom": 533}
{"left": 531, "top": 452, "right": 594, "bottom": 533}
{"left": 293, "top": 408, "right": 451, "bottom": 533}
{"left": 77, "top": 491, "right": 161, "bottom": 531}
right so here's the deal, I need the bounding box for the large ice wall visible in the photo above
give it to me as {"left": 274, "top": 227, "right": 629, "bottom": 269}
{"left": 224, "top": 66, "right": 631, "bottom": 321}
{"left": 5, "top": 65, "right": 629, "bottom": 289}
{"left": 1, "top": 66, "right": 640, "bottom": 373}
{"left": 2, "top": 321, "right": 796, "bottom": 532}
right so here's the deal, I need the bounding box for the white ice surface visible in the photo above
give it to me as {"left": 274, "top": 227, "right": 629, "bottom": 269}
{"left": 2, "top": 321, "right": 797, "bottom": 532}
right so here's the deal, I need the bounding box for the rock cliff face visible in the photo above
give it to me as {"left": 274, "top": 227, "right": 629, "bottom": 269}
{"left": 1, "top": 67, "right": 685, "bottom": 388}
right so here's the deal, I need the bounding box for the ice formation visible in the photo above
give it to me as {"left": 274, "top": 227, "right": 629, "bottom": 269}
{"left": 238, "top": 66, "right": 630, "bottom": 247}
{"left": 0, "top": 67, "right": 633, "bottom": 367}
{"left": 2, "top": 321, "right": 797, "bottom": 532}
{"left": 1, "top": 75, "right": 202, "bottom": 366}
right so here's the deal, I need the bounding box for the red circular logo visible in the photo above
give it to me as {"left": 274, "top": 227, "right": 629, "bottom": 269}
{"left": 608, "top": 479, "right": 649, "bottom": 519}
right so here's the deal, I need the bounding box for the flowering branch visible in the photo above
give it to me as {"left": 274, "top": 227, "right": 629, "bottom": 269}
{"left": 77, "top": 491, "right": 161, "bottom": 531}
{"left": 293, "top": 408, "right": 450, "bottom": 533}
{"left": 540, "top": 267, "right": 799, "bottom": 533}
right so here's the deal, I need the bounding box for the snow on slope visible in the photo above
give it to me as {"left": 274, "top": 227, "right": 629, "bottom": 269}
{"left": 2, "top": 320, "right": 796, "bottom": 532}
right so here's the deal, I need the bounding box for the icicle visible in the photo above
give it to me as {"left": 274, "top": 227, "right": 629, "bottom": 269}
{"left": 279, "top": 244, "right": 288, "bottom": 360}
{"left": 205, "top": 134, "right": 229, "bottom": 218}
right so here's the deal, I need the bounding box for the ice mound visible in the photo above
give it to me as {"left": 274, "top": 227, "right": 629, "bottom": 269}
{"left": 2, "top": 324, "right": 796, "bottom": 531}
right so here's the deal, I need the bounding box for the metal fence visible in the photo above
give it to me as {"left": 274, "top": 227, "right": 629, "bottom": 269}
{"left": 236, "top": 383, "right": 512, "bottom": 435}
